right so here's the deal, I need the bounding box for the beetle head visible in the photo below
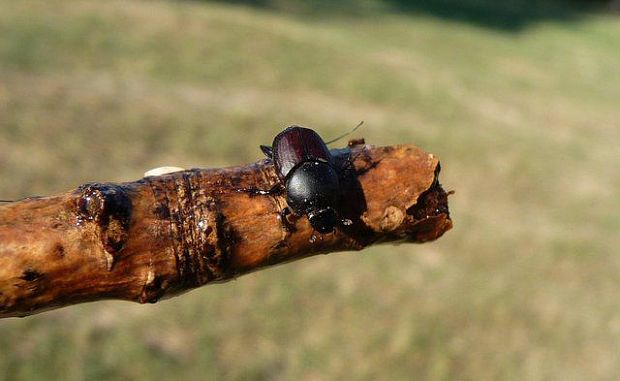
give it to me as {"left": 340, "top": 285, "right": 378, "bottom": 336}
{"left": 307, "top": 207, "right": 338, "bottom": 234}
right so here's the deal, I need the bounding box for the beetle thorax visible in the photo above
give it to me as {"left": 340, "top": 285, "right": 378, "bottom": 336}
{"left": 285, "top": 161, "right": 339, "bottom": 217}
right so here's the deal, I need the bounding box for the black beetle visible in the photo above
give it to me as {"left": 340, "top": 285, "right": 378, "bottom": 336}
{"left": 258, "top": 125, "right": 342, "bottom": 234}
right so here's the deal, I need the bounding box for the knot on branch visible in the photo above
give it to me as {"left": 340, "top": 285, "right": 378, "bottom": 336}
{"left": 76, "top": 183, "right": 132, "bottom": 268}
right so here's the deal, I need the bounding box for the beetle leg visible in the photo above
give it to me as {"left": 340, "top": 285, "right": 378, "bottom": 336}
{"left": 236, "top": 182, "right": 283, "bottom": 196}
{"left": 260, "top": 145, "right": 274, "bottom": 159}
{"left": 278, "top": 206, "right": 298, "bottom": 233}
{"left": 339, "top": 152, "right": 357, "bottom": 178}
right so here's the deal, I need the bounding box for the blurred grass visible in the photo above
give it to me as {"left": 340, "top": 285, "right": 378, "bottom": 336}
{"left": 0, "top": 0, "right": 619, "bottom": 379}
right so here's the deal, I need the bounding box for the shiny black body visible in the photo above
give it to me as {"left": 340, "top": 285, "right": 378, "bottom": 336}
{"left": 261, "top": 126, "right": 340, "bottom": 233}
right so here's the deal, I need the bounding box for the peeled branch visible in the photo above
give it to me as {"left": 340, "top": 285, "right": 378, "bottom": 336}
{"left": 0, "top": 143, "right": 452, "bottom": 318}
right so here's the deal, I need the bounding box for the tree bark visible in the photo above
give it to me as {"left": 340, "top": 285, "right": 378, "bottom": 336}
{"left": 0, "top": 143, "right": 452, "bottom": 318}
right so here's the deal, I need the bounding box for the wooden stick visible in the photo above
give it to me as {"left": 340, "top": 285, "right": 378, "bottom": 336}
{"left": 0, "top": 144, "right": 452, "bottom": 318}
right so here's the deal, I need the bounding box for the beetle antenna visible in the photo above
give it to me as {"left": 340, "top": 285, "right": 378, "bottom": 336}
{"left": 0, "top": 199, "right": 14, "bottom": 203}
{"left": 324, "top": 121, "right": 364, "bottom": 145}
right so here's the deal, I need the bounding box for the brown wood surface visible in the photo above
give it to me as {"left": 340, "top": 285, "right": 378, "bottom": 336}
{"left": 0, "top": 143, "right": 452, "bottom": 318}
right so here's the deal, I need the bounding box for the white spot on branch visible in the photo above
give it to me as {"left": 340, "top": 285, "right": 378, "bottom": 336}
{"left": 144, "top": 167, "right": 185, "bottom": 177}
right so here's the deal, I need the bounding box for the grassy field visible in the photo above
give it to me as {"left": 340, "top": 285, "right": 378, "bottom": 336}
{"left": 0, "top": 0, "right": 619, "bottom": 379}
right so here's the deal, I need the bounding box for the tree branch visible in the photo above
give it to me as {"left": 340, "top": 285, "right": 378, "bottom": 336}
{"left": 0, "top": 144, "right": 452, "bottom": 318}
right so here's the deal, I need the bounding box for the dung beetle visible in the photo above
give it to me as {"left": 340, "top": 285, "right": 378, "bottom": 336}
{"left": 259, "top": 126, "right": 342, "bottom": 234}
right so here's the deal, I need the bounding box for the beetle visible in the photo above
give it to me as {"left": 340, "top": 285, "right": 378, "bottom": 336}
{"left": 258, "top": 125, "right": 342, "bottom": 234}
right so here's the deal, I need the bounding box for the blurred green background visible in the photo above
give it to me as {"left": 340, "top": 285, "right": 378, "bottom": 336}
{"left": 0, "top": 0, "right": 619, "bottom": 379}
